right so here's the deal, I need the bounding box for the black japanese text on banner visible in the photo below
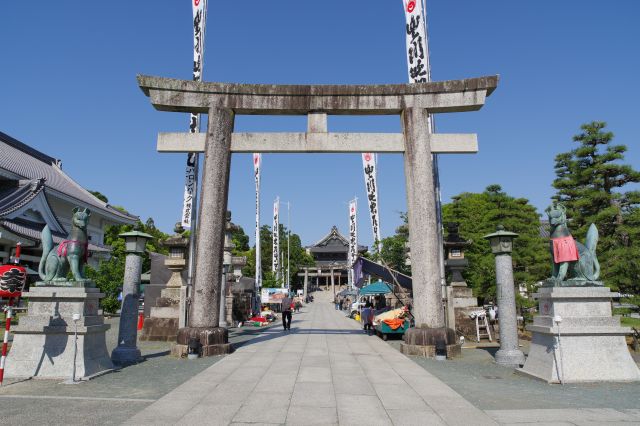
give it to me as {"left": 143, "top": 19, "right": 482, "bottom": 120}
{"left": 272, "top": 198, "right": 280, "bottom": 277}
{"left": 402, "top": 0, "right": 430, "bottom": 84}
{"left": 348, "top": 199, "right": 358, "bottom": 285}
{"left": 182, "top": 0, "right": 208, "bottom": 227}
{"left": 362, "top": 153, "right": 382, "bottom": 253}
{"left": 253, "top": 154, "right": 262, "bottom": 288}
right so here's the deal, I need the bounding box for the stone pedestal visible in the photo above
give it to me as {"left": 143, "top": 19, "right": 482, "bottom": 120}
{"left": 171, "top": 327, "right": 233, "bottom": 357}
{"left": 519, "top": 286, "right": 640, "bottom": 383}
{"left": 400, "top": 327, "right": 461, "bottom": 359}
{"left": 140, "top": 287, "right": 180, "bottom": 342}
{"left": 446, "top": 285, "right": 483, "bottom": 339}
{"left": 6, "top": 285, "right": 113, "bottom": 379}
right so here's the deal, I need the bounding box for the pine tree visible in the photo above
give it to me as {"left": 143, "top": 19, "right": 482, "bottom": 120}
{"left": 442, "top": 185, "right": 548, "bottom": 302}
{"left": 552, "top": 121, "right": 640, "bottom": 294}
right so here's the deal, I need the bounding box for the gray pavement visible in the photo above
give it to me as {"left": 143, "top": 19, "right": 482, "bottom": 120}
{"left": 2, "top": 291, "right": 640, "bottom": 425}
{"left": 0, "top": 317, "right": 283, "bottom": 425}
{"left": 125, "top": 290, "right": 495, "bottom": 426}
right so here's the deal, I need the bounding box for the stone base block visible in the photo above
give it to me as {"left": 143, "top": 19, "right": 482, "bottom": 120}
{"left": 454, "top": 306, "right": 486, "bottom": 340}
{"left": 149, "top": 306, "right": 179, "bottom": 319}
{"left": 139, "top": 318, "right": 179, "bottom": 342}
{"left": 401, "top": 327, "right": 461, "bottom": 359}
{"left": 519, "top": 286, "right": 640, "bottom": 383}
{"left": 400, "top": 342, "right": 461, "bottom": 358}
{"left": 172, "top": 326, "right": 233, "bottom": 358}
{"left": 111, "top": 346, "right": 142, "bottom": 365}
{"left": 6, "top": 286, "right": 113, "bottom": 379}
{"left": 171, "top": 343, "right": 233, "bottom": 358}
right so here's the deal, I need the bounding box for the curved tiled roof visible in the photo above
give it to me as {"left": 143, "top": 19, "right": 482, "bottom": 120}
{"left": 0, "top": 219, "right": 111, "bottom": 253}
{"left": 0, "top": 178, "right": 46, "bottom": 216}
{"left": 0, "top": 131, "right": 137, "bottom": 224}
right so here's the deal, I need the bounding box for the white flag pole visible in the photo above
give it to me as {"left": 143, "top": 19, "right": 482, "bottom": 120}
{"left": 272, "top": 197, "right": 280, "bottom": 285}
{"left": 286, "top": 201, "right": 291, "bottom": 291}
{"left": 253, "top": 153, "right": 262, "bottom": 312}
{"left": 183, "top": 0, "right": 208, "bottom": 328}
{"left": 402, "top": 0, "right": 446, "bottom": 297}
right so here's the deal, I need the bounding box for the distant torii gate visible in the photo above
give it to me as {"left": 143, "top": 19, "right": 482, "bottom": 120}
{"left": 138, "top": 75, "right": 498, "bottom": 355}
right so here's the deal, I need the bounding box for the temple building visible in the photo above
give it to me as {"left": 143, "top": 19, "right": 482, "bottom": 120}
{"left": 0, "top": 131, "right": 138, "bottom": 272}
{"left": 301, "top": 225, "right": 367, "bottom": 290}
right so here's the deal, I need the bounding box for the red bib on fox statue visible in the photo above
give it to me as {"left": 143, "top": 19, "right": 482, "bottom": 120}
{"left": 0, "top": 264, "right": 26, "bottom": 298}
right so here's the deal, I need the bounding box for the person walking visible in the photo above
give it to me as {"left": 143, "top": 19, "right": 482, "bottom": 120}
{"left": 281, "top": 292, "right": 293, "bottom": 331}
{"left": 362, "top": 303, "right": 374, "bottom": 335}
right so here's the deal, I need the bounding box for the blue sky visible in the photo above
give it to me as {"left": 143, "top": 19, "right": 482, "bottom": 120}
{"left": 1, "top": 1, "right": 639, "bottom": 247}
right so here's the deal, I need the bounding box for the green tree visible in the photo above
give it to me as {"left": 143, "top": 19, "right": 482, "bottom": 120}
{"left": 86, "top": 218, "right": 170, "bottom": 313}
{"left": 379, "top": 212, "right": 411, "bottom": 276}
{"left": 88, "top": 190, "right": 109, "bottom": 203}
{"left": 442, "top": 185, "right": 548, "bottom": 303}
{"left": 230, "top": 224, "right": 250, "bottom": 255}
{"left": 242, "top": 224, "right": 314, "bottom": 289}
{"left": 552, "top": 121, "right": 640, "bottom": 294}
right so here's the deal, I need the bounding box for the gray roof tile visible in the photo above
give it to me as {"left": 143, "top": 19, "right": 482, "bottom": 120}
{"left": 0, "top": 219, "right": 111, "bottom": 253}
{"left": 0, "top": 178, "right": 46, "bottom": 216}
{"left": 0, "top": 131, "right": 137, "bottom": 224}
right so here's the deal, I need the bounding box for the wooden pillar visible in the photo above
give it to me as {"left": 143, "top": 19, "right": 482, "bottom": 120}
{"left": 331, "top": 268, "right": 335, "bottom": 299}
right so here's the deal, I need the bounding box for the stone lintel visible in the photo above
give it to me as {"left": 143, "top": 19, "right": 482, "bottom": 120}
{"left": 157, "top": 132, "right": 478, "bottom": 154}
{"left": 138, "top": 74, "right": 498, "bottom": 115}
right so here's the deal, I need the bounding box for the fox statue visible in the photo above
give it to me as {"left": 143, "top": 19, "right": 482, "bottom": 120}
{"left": 38, "top": 207, "right": 91, "bottom": 283}
{"left": 546, "top": 202, "right": 600, "bottom": 285}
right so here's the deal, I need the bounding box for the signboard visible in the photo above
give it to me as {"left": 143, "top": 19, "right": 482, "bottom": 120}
{"left": 261, "top": 288, "right": 288, "bottom": 304}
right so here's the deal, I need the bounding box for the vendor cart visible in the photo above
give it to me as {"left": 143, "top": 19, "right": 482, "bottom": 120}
{"left": 375, "top": 318, "right": 411, "bottom": 341}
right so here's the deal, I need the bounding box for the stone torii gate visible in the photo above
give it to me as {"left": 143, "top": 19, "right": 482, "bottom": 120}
{"left": 138, "top": 75, "right": 498, "bottom": 356}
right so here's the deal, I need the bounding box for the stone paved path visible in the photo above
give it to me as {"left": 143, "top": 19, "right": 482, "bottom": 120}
{"left": 124, "top": 290, "right": 496, "bottom": 425}
{"left": 124, "top": 292, "right": 640, "bottom": 426}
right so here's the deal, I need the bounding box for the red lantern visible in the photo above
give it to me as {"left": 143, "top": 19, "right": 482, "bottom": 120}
{"left": 0, "top": 264, "right": 26, "bottom": 298}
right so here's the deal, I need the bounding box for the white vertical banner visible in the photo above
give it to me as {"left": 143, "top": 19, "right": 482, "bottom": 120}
{"left": 253, "top": 154, "right": 262, "bottom": 290}
{"left": 402, "top": 0, "right": 447, "bottom": 293}
{"left": 348, "top": 199, "right": 358, "bottom": 288}
{"left": 182, "top": 0, "right": 208, "bottom": 227}
{"left": 362, "top": 153, "right": 382, "bottom": 253}
{"left": 402, "top": 0, "right": 430, "bottom": 85}
{"left": 272, "top": 197, "right": 280, "bottom": 280}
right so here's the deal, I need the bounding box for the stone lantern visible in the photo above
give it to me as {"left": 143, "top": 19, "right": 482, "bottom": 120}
{"left": 163, "top": 223, "right": 189, "bottom": 289}
{"left": 220, "top": 213, "right": 234, "bottom": 328}
{"left": 483, "top": 225, "right": 525, "bottom": 367}
{"left": 443, "top": 223, "right": 481, "bottom": 339}
{"left": 444, "top": 223, "right": 471, "bottom": 287}
{"left": 112, "top": 229, "right": 153, "bottom": 365}
{"left": 140, "top": 223, "right": 188, "bottom": 343}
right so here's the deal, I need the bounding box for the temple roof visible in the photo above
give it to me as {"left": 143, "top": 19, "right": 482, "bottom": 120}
{"left": 0, "top": 131, "right": 137, "bottom": 224}
{"left": 0, "top": 178, "right": 46, "bottom": 216}
{"left": 0, "top": 218, "right": 111, "bottom": 253}
{"left": 308, "top": 225, "right": 367, "bottom": 253}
